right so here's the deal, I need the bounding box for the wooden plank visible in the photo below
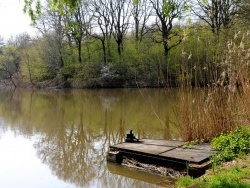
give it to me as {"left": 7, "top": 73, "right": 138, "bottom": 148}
{"left": 186, "top": 143, "right": 215, "bottom": 151}
{"left": 141, "top": 139, "right": 185, "bottom": 147}
{"left": 111, "top": 143, "right": 174, "bottom": 155}
{"left": 160, "top": 148, "right": 216, "bottom": 164}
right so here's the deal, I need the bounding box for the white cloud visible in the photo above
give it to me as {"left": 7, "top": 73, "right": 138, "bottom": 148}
{"left": 0, "top": 0, "right": 36, "bottom": 40}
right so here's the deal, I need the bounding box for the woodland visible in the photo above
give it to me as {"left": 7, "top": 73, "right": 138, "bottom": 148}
{"left": 0, "top": 0, "right": 249, "bottom": 88}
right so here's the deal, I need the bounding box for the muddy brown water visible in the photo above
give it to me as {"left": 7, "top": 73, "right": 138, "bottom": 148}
{"left": 0, "top": 88, "right": 182, "bottom": 188}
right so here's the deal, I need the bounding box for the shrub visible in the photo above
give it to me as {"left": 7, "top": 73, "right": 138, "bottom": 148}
{"left": 211, "top": 127, "right": 250, "bottom": 162}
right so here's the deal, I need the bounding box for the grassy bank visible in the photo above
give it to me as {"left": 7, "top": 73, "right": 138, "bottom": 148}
{"left": 177, "top": 155, "right": 250, "bottom": 188}
{"left": 176, "top": 32, "right": 250, "bottom": 186}
{"left": 176, "top": 126, "right": 250, "bottom": 188}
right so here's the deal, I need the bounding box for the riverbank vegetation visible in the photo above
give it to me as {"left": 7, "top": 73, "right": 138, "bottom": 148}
{"left": 177, "top": 159, "right": 250, "bottom": 187}
{"left": 179, "top": 31, "right": 250, "bottom": 142}
{"left": 177, "top": 126, "right": 250, "bottom": 187}
{"left": 0, "top": 0, "right": 250, "bottom": 89}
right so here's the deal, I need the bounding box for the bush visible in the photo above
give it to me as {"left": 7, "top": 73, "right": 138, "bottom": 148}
{"left": 211, "top": 127, "right": 250, "bottom": 162}
{"left": 176, "top": 176, "right": 194, "bottom": 187}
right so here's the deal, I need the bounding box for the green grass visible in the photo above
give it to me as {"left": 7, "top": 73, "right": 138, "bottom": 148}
{"left": 177, "top": 165, "right": 250, "bottom": 188}
{"left": 177, "top": 176, "right": 194, "bottom": 187}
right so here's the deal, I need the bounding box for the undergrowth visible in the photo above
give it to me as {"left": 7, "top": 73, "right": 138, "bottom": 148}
{"left": 211, "top": 126, "right": 250, "bottom": 164}
{"left": 176, "top": 126, "right": 250, "bottom": 188}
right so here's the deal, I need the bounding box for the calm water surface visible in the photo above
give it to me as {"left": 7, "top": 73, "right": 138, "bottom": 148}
{"left": 0, "top": 88, "right": 181, "bottom": 188}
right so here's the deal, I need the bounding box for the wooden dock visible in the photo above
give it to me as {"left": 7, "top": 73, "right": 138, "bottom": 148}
{"left": 107, "top": 139, "right": 217, "bottom": 177}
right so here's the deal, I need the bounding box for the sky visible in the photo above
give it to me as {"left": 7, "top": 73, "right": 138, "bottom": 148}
{"left": 0, "top": 0, "right": 35, "bottom": 40}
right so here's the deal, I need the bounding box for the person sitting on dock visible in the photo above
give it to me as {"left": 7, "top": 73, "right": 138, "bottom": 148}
{"left": 125, "top": 130, "right": 139, "bottom": 142}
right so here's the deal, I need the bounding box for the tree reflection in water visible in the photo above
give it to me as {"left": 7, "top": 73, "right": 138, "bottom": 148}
{"left": 0, "top": 88, "right": 179, "bottom": 187}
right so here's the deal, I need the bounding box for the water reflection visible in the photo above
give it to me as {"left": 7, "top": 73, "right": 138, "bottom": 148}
{"left": 0, "top": 88, "right": 180, "bottom": 187}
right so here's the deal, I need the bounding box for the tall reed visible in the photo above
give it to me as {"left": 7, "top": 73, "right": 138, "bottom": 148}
{"left": 179, "top": 32, "right": 250, "bottom": 142}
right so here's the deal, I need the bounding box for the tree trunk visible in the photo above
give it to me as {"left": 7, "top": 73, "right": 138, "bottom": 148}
{"left": 77, "top": 39, "right": 82, "bottom": 63}
{"left": 101, "top": 39, "right": 107, "bottom": 66}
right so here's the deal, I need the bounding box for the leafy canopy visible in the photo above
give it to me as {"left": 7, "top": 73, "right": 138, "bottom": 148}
{"left": 24, "top": 0, "right": 80, "bottom": 22}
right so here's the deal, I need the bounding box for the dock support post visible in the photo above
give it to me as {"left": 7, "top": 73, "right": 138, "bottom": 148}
{"left": 107, "top": 150, "right": 123, "bottom": 163}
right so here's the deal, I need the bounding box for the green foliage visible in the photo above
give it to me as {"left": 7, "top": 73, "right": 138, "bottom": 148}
{"left": 183, "top": 140, "right": 201, "bottom": 148}
{"left": 50, "top": 0, "right": 79, "bottom": 12}
{"left": 132, "top": 0, "right": 140, "bottom": 5}
{"left": 201, "top": 0, "right": 207, "bottom": 5}
{"left": 163, "top": 1, "right": 176, "bottom": 17}
{"left": 1, "top": 20, "right": 241, "bottom": 88}
{"left": 0, "top": 45, "right": 20, "bottom": 79}
{"left": 211, "top": 127, "right": 250, "bottom": 163}
{"left": 74, "top": 62, "right": 101, "bottom": 87}
{"left": 183, "top": 2, "right": 190, "bottom": 12}
{"left": 122, "top": 40, "right": 163, "bottom": 87}
{"left": 23, "top": 0, "right": 44, "bottom": 25}
{"left": 176, "top": 176, "right": 194, "bottom": 187}
{"left": 24, "top": 0, "right": 80, "bottom": 22}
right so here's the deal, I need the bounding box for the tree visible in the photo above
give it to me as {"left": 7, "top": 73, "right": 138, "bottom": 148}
{"left": 89, "top": 0, "right": 114, "bottom": 65}
{"left": 63, "top": 1, "right": 93, "bottom": 63}
{"left": 16, "top": 33, "right": 36, "bottom": 86}
{"left": 0, "top": 36, "right": 4, "bottom": 54}
{"left": 0, "top": 45, "right": 20, "bottom": 87}
{"left": 236, "top": 0, "right": 250, "bottom": 27}
{"left": 36, "top": 6, "right": 66, "bottom": 74}
{"left": 150, "top": 0, "right": 189, "bottom": 58}
{"left": 110, "top": 0, "right": 132, "bottom": 57}
{"left": 132, "top": 0, "right": 153, "bottom": 43}
{"left": 192, "top": 0, "right": 238, "bottom": 35}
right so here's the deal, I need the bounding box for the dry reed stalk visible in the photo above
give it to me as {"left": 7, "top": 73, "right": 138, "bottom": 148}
{"left": 180, "top": 87, "right": 237, "bottom": 142}
{"left": 179, "top": 32, "right": 250, "bottom": 142}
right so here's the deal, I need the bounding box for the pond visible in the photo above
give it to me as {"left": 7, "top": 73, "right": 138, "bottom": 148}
{"left": 0, "top": 88, "right": 182, "bottom": 188}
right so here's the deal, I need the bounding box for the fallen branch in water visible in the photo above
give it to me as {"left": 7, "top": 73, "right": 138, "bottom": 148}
{"left": 121, "top": 157, "right": 187, "bottom": 178}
